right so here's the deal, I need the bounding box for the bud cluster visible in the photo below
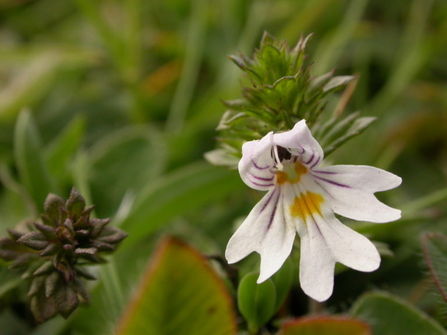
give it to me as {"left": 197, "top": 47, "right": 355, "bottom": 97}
{"left": 0, "top": 188, "right": 127, "bottom": 323}
{"left": 206, "top": 32, "right": 375, "bottom": 167}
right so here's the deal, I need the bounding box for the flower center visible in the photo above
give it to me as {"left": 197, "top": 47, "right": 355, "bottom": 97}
{"left": 276, "top": 161, "right": 308, "bottom": 185}
{"left": 289, "top": 191, "right": 324, "bottom": 220}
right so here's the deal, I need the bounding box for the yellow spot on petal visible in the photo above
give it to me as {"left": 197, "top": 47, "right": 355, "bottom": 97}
{"left": 290, "top": 191, "right": 324, "bottom": 220}
{"left": 276, "top": 162, "right": 308, "bottom": 185}
{"left": 276, "top": 171, "right": 289, "bottom": 184}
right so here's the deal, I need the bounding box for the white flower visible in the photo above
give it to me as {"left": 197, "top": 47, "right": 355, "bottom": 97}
{"left": 225, "top": 120, "right": 402, "bottom": 302}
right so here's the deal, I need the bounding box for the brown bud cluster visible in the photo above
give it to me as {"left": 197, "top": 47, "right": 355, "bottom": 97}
{"left": 0, "top": 188, "right": 127, "bottom": 323}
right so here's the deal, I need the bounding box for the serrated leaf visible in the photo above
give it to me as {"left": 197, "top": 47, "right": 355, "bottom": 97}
{"left": 55, "top": 284, "right": 79, "bottom": 319}
{"left": 115, "top": 237, "right": 237, "bottom": 335}
{"left": 31, "top": 291, "right": 58, "bottom": 324}
{"left": 237, "top": 272, "right": 276, "bottom": 333}
{"left": 14, "top": 109, "right": 54, "bottom": 211}
{"left": 66, "top": 188, "right": 86, "bottom": 216}
{"left": 43, "top": 193, "right": 65, "bottom": 224}
{"left": 279, "top": 316, "right": 371, "bottom": 335}
{"left": 422, "top": 233, "right": 447, "bottom": 302}
{"left": 33, "top": 261, "right": 54, "bottom": 277}
{"left": 34, "top": 223, "right": 57, "bottom": 241}
{"left": 17, "top": 232, "right": 48, "bottom": 251}
{"left": 351, "top": 291, "right": 447, "bottom": 335}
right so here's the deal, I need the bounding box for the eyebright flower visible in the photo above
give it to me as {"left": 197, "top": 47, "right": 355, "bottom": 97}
{"left": 225, "top": 120, "right": 401, "bottom": 302}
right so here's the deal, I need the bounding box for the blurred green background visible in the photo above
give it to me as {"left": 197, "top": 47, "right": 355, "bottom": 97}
{"left": 0, "top": 0, "right": 446, "bottom": 334}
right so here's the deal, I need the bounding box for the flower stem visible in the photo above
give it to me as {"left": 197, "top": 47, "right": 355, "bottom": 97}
{"left": 308, "top": 298, "right": 324, "bottom": 315}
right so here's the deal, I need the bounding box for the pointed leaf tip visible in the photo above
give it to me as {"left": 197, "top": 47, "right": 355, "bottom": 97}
{"left": 66, "top": 188, "right": 86, "bottom": 216}
{"left": 17, "top": 232, "right": 49, "bottom": 250}
{"left": 44, "top": 193, "right": 65, "bottom": 221}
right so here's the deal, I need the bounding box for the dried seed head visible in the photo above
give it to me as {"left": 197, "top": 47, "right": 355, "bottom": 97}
{"left": 0, "top": 188, "right": 128, "bottom": 323}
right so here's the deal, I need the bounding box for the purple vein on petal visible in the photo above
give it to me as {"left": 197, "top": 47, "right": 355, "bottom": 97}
{"left": 250, "top": 181, "right": 275, "bottom": 188}
{"left": 260, "top": 188, "right": 277, "bottom": 213}
{"left": 311, "top": 173, "right": 350, "bottom": 188}
{"left": 248, "top": 173, "right": 274, "bottom": 181}
{"left": 252, "top": 159, "right": 271, "bottom": 170}
{"left": 312, "top": 169, "right": 337, "bottom": 175}
{"left": 267, "top": 191, "right": 281, "bottom": 230}
{"left": 303, "top": 149, "right": 315, "bottom": 165}
{"left": 310, "top": 156, "right": 321, "bottom": 169}
{"left": 312, "top": 178, "right": 335, "bottom": 200}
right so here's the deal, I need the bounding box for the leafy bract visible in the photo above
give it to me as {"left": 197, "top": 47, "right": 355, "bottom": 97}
{"left": 209, "top": 33, "right": 375, "bottom": 168}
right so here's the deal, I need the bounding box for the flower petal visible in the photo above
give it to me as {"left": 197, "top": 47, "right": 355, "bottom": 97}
{"left": 238, "top": 133, "right": 276, "bottom": 191}
{"left": 310, "top": 165, "right": 401, "bottom": 223}
{"left": 317, "top": 207, "right": 380, "bottom": 272}
{"left": 297, "top": 217, "right": 336, "bottom": 302}
{"left": 281, "top": 182, "right": 334, "bottom": 301}
{"left": 273, "top": 120, "right": 324, "bottom": 168}
{"left": 225, "top": 188, "right": 296, "bottom": 282}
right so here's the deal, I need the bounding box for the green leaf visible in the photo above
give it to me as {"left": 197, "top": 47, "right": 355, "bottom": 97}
{"left": 115, "top": 237, "right": 237, "bottom": 335}
{"left": 271, "top": 257, "right": 294, "bottom": 311}
{"left": 0, "top": 265, "right": 21, "bottom": 299}
{"left": 89, "top": 125, "right": 167, "bottom": 217}
{"left": 278, "top": 316, "right": 371, "bottom": 335}
{"left": 14, "top": 109, "right": 54, "bottom": 212}
{"left": 44, "top": 115, "right": 85, "bottom": 186}
{"left": 422, "top": 233, "right": 447, "bottom": 302}
{"left": 237, "top": 272, "right": 276, "bottom": 333}
{"left": 351, "top": 291, "right": 447, "bottom": 335}
{"left": 120, "top": 162, "right": 244, "bottom": 247}
{"left": 0, "top": 46, "right": 99, "bottom": 122}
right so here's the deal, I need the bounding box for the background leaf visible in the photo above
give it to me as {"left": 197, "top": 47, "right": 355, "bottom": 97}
{"left": 13, "top": 109, "right": 54, "bottom": 212}
{"left": 115, "top": 236, "right": 237, "bottom": 335}
{"left": 422, "top": 233, "right": 447, "bottom": 303}
{"left": 351, "top": 291, "right": 447, "bottom": 335}
{"left": 237, "top": 272, "right": 276, "bottom": 333}
{"left": 44, "top": 115, "right": 86, "bottom": 188}
{"left": 119, "top": 162, "right": 244, "bottom": 247}
{"left": 88, "top": 125, "right": 167, "bottom": 217}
